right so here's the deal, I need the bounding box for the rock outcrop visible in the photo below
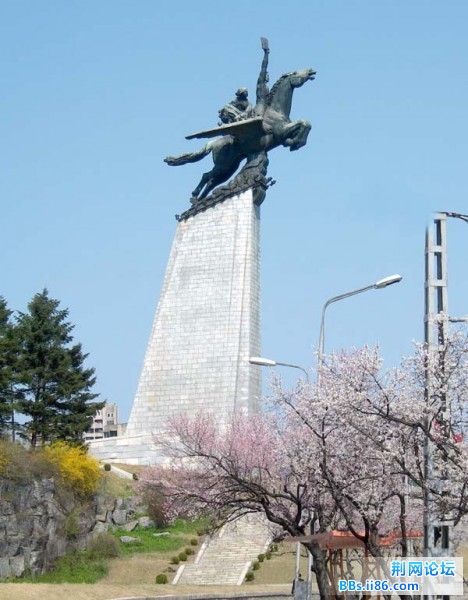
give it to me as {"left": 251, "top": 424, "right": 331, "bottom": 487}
{"left": 0, "top": 477, "right": 134, "bottom": 579}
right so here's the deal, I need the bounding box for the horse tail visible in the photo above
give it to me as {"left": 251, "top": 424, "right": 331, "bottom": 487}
{"left": 164, "top": 142, "right": 213, "bottom": 166}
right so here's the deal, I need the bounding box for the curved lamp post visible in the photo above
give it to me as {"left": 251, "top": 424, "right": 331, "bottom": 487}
{"left": 318, "top": 274, "right": 402, "bottom": 362}
{"left": 249, "top": 355, "right": 309, "bottom": 581}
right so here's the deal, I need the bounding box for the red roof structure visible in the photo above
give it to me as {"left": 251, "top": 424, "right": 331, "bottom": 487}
{"left": 285, "top": 529, "right": 423, "bottom": 550}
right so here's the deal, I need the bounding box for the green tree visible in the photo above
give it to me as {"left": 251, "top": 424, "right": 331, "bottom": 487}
{"left": 15, "top": 290, "right": 104, "bottom": 447}
{"left": 0, "top": 297, "right": 18, "bottom": 435}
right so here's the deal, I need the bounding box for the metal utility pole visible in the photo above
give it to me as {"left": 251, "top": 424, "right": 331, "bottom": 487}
{"left": 423, "top": 212, "right": 467, "bottom": 600}
{"left": 424, "top": 212, "right": 450, "bottom": 546}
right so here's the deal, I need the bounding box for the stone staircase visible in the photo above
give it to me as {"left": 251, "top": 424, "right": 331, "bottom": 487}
{"left": 175, "top": 514, "right": 273, "bottom": 585}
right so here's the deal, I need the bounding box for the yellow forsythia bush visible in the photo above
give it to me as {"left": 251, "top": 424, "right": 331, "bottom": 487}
{"left": 44, "top": 442, "right": 101, "bottom": 496}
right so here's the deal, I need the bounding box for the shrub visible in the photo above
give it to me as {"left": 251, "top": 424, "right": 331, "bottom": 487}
{"left": 30, "top": 450, "right": 60, "bottom": 479}
{"left": 245, "top": 571, "right": 255, "bottom": 582}
{"left": 132, "top": 472, "right": 139, "bottom": 480}
{"left": 184, "top": 547, "right": 194, "bottom": 555}
{"left": 178, "top": 552, "right": 187, "bottom": 561}
{"left": 0, "top": 439, "right": 23, "bottom": 477}
{"left": 0, "top": 439, "right": 58, "bottom": 481}
{"left": 270, "top": 543, "right": 278, "bottom": 552}
{"left": 103, "top": 463, "right": 111, "bottom": 471}
{"left": 64, "top": 511, "right": 80, "bottom": 540}
{"left": 156, "top": 573, "right": 168, "bottom": 584}
{"left": 252, "top": 560, "right": 260, "bottom": 571}
{"left": 190, "top": 538, "right": 198, "bottom": 545}
{"left": 257, "top": 553, "right": 265, "bottom": 562}
{"left": 170, "top": 556, "right": 180, "bottom": 565}
{"left": 265, "top": 551, "right": 272, "bottom": 560}
{"left": 44, "top": 442, "right": 101, "bottom": 496}
{"left": 138, "top": 484, "right": 168, "bottom": 528}
{"left": 88, "top": 533, "right": 120, "bottom": 558}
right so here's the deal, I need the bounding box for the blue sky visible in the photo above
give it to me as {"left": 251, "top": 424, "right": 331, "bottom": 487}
{"left": 2, "top": 1, "right": 468, "bottom": 421}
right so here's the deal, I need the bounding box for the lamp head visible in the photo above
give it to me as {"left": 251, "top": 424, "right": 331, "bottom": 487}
{"left": 374, "top": 274, "right": 403, "bottom": 289}
{"left": 249, "top": 356, "right": 277, "bottom": 367}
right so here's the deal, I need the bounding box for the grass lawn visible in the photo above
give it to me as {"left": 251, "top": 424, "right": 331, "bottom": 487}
{"left": 111, "top": 526, "right": 187, "bottom": 555}
{"left": 97, "top": 471, "right": 136, "bottom": 498}
{"left": 109, "top": 521, "right": 199, "bottom": 556}
{"left": 13, "top": 553, "right": 108, "bottom": 584}
{"left": 103, "top": 551, "right": 177, "bottom": 585}
{"left": 251, "top": 545, "right": 310, "bottom": 585}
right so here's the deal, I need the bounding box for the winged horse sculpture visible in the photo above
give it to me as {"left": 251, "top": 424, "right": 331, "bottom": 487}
{"left": 165, "top": 38, "right": 316, "bottom": 202}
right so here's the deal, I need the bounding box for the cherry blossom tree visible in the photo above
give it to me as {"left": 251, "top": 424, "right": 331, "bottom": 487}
{"left": 319, "top": 334, "right": 468, "bottom": 534}
{"left": 138, "top": 332, "right": 468, "bottom": 599}
{"left": 138, "top": 410, "right": 338, "bottom": 597}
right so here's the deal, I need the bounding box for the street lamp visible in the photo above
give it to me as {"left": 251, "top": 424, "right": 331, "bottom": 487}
{"left": 318, "top": 274, "right": 403, "bottom": 361}
{"left": 249, "top": 356, "right": 309, "bottom": 382}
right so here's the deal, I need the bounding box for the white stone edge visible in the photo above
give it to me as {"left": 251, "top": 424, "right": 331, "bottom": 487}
{"left": 172, "top": 563, "right": 185, "bottom": 584}
{"left": 218, "top": 524, "right": 227, "bottom": 538}
{"left": 107, "top": 465, "right": 134, "bottom": 480}
{"left": 236, "top": 561, "right": 252, "bottom": 586}
{"left": 194, "top": 540, "right": 208, "bottom": 565}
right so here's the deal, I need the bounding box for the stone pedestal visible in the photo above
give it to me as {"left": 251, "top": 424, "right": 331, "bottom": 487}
{"left": 89, "top": 189, "right": 262, "bottom": 464}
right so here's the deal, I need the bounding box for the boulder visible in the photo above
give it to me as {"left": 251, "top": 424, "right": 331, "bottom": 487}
{"left": 123, "top": 520, "right": 138, "bottom": 532}
{"left": 138, "top": 516, "right": 154, "bottom": 529}
{"left": 92, "top": 521, "right": 109, "bottom": 535}
{"left": 0, "top": 558, "right": 10, "bottom": 579}
{"left": 9, "top": 555, "right": 25, "bottom": 577}
{"left": 95, "top": 511, "right": 108, "bottom": 522}
{"left": 119, "top": 536, "right": 141, "bottom": 544}
{"left": 112, "top": 509, "right": 128, "bottom": 525}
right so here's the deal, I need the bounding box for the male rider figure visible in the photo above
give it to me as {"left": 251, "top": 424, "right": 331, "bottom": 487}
{"left": 218, "top": 87, "right": 253, "bottom": 125}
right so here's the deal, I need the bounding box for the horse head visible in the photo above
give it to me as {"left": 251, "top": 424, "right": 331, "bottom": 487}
{"left": 289, "top": 68, "right": 316, "bottom": 88}
{"left": 266, "top": 68, "right": 316, "bottom": 118}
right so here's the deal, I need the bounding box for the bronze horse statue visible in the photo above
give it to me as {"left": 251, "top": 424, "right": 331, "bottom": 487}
{"left": 165, "top": 67, "right": 316, "bottom": 201}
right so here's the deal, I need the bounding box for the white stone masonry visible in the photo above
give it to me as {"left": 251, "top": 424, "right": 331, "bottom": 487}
{"left": 126, "top": 189, "right": 262, "bottom": 437}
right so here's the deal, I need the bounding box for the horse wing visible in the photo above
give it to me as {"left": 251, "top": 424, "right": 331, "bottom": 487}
{"left": 185, "top": 117, "right": 264, "bottom": 142}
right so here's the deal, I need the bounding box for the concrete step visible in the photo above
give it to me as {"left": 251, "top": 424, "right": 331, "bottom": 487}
{"left": 177, "top": 514, "right": 273, "bottom": 585}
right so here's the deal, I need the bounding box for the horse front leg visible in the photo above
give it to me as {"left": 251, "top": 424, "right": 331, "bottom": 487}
{"left": 283, "top": 120, "right": 311, "bottom": 151}
{"left": 281, "top": 122, "right": 301, "bottom": 148}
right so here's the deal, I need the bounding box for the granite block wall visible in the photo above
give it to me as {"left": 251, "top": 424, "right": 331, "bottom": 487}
{"left": 126, "top": 189, "right": 262, "bottom": 438}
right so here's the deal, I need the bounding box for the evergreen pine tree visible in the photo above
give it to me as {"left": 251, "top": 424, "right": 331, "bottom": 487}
{"left": 15, "top": 290, "right": 104, "bottom": 447}
{"left": 0, "top": 297, "right": 18, "bottom": 434}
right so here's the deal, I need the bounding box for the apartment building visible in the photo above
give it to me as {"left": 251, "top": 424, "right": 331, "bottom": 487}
{"left": 85, "top": 402, "right": 120, "bottom": 441}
